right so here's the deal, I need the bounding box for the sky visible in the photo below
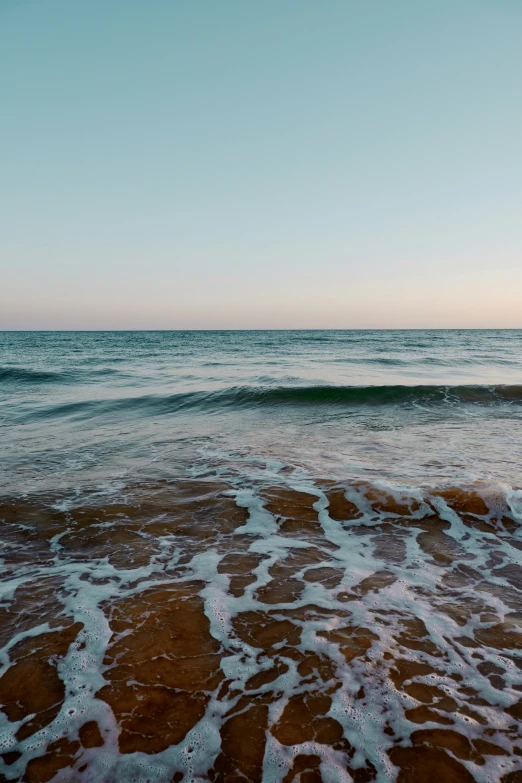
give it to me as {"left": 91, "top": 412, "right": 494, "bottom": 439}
{"left": 1, "top": 0, "right": 521, "bottom": 329}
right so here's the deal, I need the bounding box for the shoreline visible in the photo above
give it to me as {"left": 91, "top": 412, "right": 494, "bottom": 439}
{"left": 1, "top": 477, "right": 521, "bottom": 781}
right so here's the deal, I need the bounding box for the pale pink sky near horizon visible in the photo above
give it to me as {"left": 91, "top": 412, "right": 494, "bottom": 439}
{"left": 3, "top": 265, "right": 521, "bottom": 330}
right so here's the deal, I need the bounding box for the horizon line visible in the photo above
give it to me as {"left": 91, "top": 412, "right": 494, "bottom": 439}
{"left": 2, "top": 327, "right": 522, "bottom": 333}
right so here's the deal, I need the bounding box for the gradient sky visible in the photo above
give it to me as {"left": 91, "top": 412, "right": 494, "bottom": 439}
{"left": 1, "top": 0, "right": 521, "bottom": 329}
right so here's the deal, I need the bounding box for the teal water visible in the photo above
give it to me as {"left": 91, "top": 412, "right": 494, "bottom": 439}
{"left": 1, "top": 329, "right": 522, "bottom": 494}
{"left": 2, "top": 331, "right": 522, "bottom": 782}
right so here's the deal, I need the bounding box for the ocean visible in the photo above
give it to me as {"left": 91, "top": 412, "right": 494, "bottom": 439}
{"left": 1, "top": 330, "right": 522, "bottom": 782}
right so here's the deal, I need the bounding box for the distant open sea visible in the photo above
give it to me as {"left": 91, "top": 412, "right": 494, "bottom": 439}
{"left": 1, "top": 330, "right": 522, "bottom": 782}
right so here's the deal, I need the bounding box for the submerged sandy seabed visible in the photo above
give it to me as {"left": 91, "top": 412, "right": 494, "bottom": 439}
{"left": 1, "top": 476, "right": 522, "bottom": 782}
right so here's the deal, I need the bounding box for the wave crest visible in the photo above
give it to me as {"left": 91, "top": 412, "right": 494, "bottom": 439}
{"left": 21, "top": 383, "right": 522, "bottom": 421}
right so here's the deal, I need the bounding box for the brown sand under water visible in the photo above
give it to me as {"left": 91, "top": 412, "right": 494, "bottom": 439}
{"left": 0, "top": 479, "right": 521, "bottom": 781}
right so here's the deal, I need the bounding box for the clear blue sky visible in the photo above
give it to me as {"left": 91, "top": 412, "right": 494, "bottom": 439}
{"left": 1, "top": 0, "right": 521, "bottom": 329}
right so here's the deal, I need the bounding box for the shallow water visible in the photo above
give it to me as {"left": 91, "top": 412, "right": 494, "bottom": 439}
{"left": 1, "top": 330, "right": 522, "bottom": 781}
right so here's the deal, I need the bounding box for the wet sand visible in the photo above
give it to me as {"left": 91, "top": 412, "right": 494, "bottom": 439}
{"left": 1, "top": 479, "right": 522, "bottom": 781}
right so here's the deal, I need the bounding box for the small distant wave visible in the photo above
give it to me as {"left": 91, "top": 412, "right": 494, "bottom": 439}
{"left": 20, "top": 383, "right": 522, "bottom": 422}
{"left": 0, "top": 365, "right": 124, "bottom": 386}
{"left": 0, "top": 366, "right": 68, "bottom": 384}
{"left": 331, "top": 356, "right": 520, "bottom": 367}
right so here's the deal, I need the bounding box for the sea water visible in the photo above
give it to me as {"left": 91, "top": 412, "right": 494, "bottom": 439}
{"left": 0, "top": 330, "right": 521, "bottom": 782}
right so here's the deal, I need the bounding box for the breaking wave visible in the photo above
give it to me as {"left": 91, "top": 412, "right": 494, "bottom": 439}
{"left": 19, "top": 383, "right": 522, "bottom": 422}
